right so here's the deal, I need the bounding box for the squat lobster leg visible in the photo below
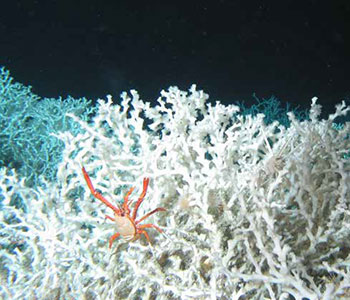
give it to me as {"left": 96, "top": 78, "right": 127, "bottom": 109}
{"left": 82, "top": 167, "right": 121, "bottom": 215}
{"left": 137, "top": 224, "right": 163, "bottom": 245}
{"left": 109, "top": 232, "right": 120, "bottom": 249}
{"left": 132, "top": 178, "right": 149, "bottom": 220}
{"left": 82, "top": 167, "right": 166, "bottom": 248}
{"left": 136, "top": 208, "right": 167, "bottom": 224}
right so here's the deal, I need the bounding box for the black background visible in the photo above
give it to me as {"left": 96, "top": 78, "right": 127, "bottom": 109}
{"left": 1, "top": 0, "right": 349, "bottom": 117}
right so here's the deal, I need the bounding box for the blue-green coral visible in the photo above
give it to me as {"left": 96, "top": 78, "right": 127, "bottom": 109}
{"left": 0, "top": 67, "right": 95, "bottom": 186}
{"left": 236, "top": 94, "right": 309, "bottom": 127}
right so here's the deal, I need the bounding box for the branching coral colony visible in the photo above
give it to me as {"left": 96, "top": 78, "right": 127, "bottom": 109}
{"left": 1, "top": 84, "right": 350, "bottom": 300}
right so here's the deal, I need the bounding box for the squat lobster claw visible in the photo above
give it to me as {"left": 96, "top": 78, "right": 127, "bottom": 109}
{"left": 82, "top": 167, "right": 166, "bottom": 248}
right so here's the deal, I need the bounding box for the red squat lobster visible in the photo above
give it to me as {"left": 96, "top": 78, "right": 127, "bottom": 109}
{"left": 82, "top": 167, "right": 166, "bottom": 248}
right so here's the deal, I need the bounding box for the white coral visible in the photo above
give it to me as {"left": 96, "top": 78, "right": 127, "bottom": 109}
{"left": 1, "top": 85, "right": 350, "bottom": 299}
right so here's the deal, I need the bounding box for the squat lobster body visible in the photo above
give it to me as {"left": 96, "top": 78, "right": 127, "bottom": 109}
{"left": 113, "top": 214, "right": 136, "bottom": 241}
{"left": 82, "top": 167, "right": 166, "bottom": 248}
